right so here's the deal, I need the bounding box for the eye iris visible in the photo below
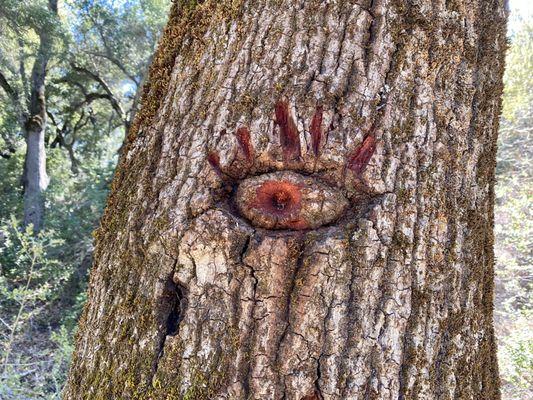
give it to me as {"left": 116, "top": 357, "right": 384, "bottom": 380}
{"left": 254, "top": 181, "right": 302, "bottom": 215}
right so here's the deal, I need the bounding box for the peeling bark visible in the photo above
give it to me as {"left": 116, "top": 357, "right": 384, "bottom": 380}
{"left": 65, "top": 0, "right": 507, "bottom": 399}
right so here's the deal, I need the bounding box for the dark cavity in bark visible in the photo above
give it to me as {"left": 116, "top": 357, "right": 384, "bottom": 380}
{"left": 162, "top": 278, "right": 187, "bottom": 337}
{"left": 310, "top": 105, "right": 323, "bottom": 156}
{"left": 300, "top": 389, "right": 322, "bottom": 400}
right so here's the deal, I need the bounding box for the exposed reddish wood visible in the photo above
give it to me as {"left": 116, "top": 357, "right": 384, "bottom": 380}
{"left": 236, "top": 171, "right": 348, "bottom": 231}
{"left": 347, "top": 135, "right": 376, "bottom": 174}
{"left": 275, "top": 100, "right": 301, "bottom": 160}
{"left": 207, "top": 151, "right": 223, "bottom": 177}
{"left": 310, "top": 105, "right": 323, "bottom": 156}
{"left": 252, "top": 180, "right": 303, "bottom": 216}
{"left": 236, "top": 126, "right": 254, "bottom": 163}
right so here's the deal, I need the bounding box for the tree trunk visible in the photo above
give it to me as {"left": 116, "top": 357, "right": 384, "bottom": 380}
{"left": 21, "top": 0, "right": 57, "bottom": 233}
{"left": 65, "top": 1, "right": 507, "bottom": 399}
{"left": 22, "top": 119, "right": 49, "bottom": 232}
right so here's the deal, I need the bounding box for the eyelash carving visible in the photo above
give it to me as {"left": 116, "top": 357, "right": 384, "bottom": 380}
{"left": 207, "top": 100, "right": 376, "bottom": 230}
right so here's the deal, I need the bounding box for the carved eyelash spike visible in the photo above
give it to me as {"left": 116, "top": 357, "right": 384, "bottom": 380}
{"left": 275, "top": 100, "right": 301, "bottom": 161}
{"left": 347, "top": 135, "right": 376, "bottom": 174}
{"left": 207, "top": 151, "right": 223, "bottom": 177}
{"left": 310, "top": 105, "right": 323, "bottom": 156}
{"left": 236, "top": 126, "right": 254, "bottom": 163}
{"left": 207, "top": 101, "right": 356, "bottom": 231}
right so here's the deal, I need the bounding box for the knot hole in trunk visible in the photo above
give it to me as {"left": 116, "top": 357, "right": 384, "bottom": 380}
{"left": 162, "top": 278, "right": 188, "bottom": 337}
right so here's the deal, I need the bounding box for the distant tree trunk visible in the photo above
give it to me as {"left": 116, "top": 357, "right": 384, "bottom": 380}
{"left": 20, "top": 0, "right": 57, "bottom": 233}
{"left": 22, "top": 82, "right": 49, "bottom": 233}
{"left": 65, "top": 1, "right": 508, "bottom": 399}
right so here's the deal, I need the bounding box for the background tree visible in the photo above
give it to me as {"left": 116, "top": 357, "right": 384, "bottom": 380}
{"left": 0, "top": 1, "right": 170, "bottom": 398}
{"left": 494, "top": 17, "right": 533, "bottom": 399}
{"left": 64, "top": 1, "right": 508, "bottom": 399}
{"left": 0, "top": 0, "right": 59, "bottom": 232}
{"left": 0, "top": 0, "right": 169, "bottom": 230}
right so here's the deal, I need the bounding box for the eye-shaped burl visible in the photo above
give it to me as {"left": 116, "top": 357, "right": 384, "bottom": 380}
{"left": 235, "top": 171, "right": 348, "bottom": 230}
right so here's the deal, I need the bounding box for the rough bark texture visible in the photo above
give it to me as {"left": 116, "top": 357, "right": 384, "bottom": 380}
{"left": 65, "top": 1, "right": 507, "bottom": 399}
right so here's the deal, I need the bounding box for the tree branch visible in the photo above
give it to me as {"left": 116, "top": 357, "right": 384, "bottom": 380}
{"left": 0, "top": 70, "right": 28, "bottom": 127}
{"left": 86, "top": 51, "right": 140, "bottom": 86}
{"left": 16, "top": 34, "right": 30, "bottom": 103}
{"left": 70, "top": 92, "right": 113, "bottom": 112}
{"left": 0, "top": 148, "right": 16, "bottom": 159}
{"left": 86, "top": 12, "right": 140, "bottom": 86}
{"left": 0, "top": 71, "right": 19, "bottom": 103}
{"left": 70, "top": 63, "right": 128, "bottom": 128}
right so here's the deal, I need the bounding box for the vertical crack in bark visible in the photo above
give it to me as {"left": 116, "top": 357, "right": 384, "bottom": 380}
{"left": 398, "top": 147, "right": 424, "bottom": 399}
{"left": 338, "top": 231, "right": 364, "bottom": 398}
{"left": 153, "top": 266, "right": 188, "bottom": 375}
{"left": 166, "top": 281, "right": 187, "bottom": 337}
{"left": 305, "top": 282, "right": 334, "bottom": 399}
{"left": 274, "top": 235, "right": 305, "bottom": 397}
{"left": 239, "top": 233, "right": 255, "bottom": 400}
{"left": 314, "top": 346, "right": 324, "bottom": 400}
{"left": 362, "top": 0, "right": 378, "bottom": 76}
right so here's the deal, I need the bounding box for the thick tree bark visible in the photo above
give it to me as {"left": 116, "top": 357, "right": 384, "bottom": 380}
{"left": 65, "top": 1, "right": 507, "bottom": 399}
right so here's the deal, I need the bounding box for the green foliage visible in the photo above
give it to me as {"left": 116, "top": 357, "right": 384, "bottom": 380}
{"left": 495, "top": 16, "right": 533, "bottom": 400}
{"left": 0, "top": 151, "right": 24, "bottom": 222}
{"left": 502, "top": 22, "right": 533, "bottom": 124}
{"left": 0, "top": 0, "right": 61, "bottom": 34}
{"left": 0, "top": 0, "right": 171, "bottom": 398}
{"left": 71, "top": 0, "right": 169, "bottom": 78}
{"left": 0, "top": 114, "right": 120, "bottom": 399}
{"left": 1, "top": 0, "right": 171, "bottom": 178}
{"left": 498, "top": 311, "right": 533, "bottom": 388}
{"left": 0, "top": 219, "right": 70, "bottom": 399}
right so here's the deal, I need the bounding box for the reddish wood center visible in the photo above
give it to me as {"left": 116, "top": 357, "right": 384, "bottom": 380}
{"left": 253, "top": 180, "right": 302, "bottom": 216}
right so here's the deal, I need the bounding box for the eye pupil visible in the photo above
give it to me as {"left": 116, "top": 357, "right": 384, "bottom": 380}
{"left": 272, "top": 191, "right": 290, "bottom": 210}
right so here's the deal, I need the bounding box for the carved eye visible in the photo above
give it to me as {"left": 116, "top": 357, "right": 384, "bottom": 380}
{"left": 235, "top": 171, "right": 348, "bottom": 230}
